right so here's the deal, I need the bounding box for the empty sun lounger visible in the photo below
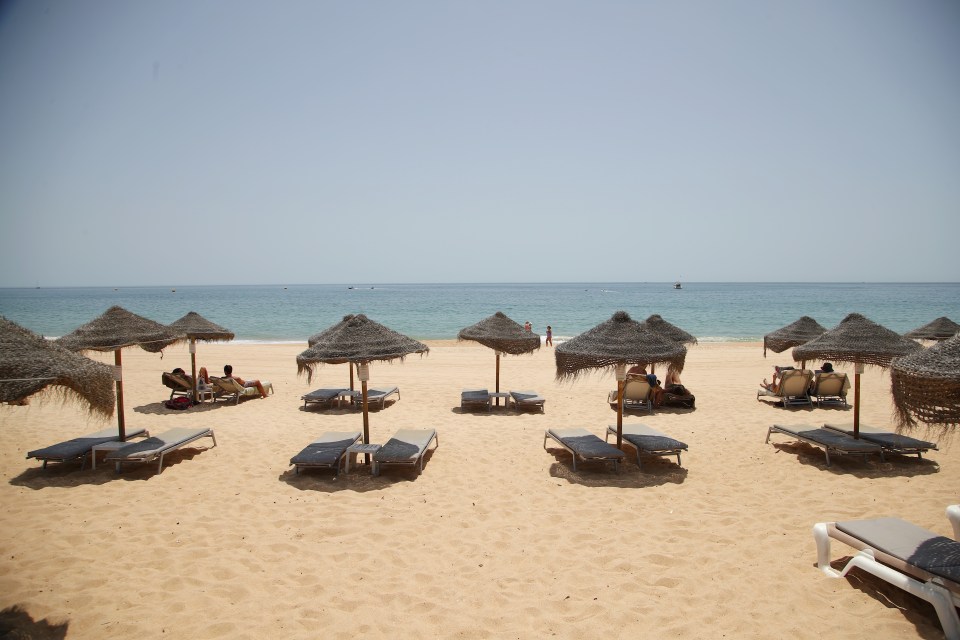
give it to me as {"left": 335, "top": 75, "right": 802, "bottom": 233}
{"left": 26, "top": 427, "right": 149, "bottom": 469}
{"left": 544, "top": 427, "right": 625, "bottom": 473}
{"left": 301, "top": 388, "right": 350, "bottom": 408}
{"left": 757, "top": 369, "right": 814, "bottom": 408}
{"left": 606, "top": 423, "right": 688, "bottom": 470}
{"left": 765, "top": 424, "right": 883, "bottom": 466}
{"left": 361, "top": 386, "right": 399, "bottom": 409}
{"left": 289, "top": 430, "right": 362, "bottom": 475}
{"left": 823, "top": 422, "right": 938, "bottom": 460}
{"left": 461, "top": 389, "right": 491, "bottom": 411}
{"left": 510, "top": 390, "right": 545, "bottom": 413}
{"left": 105, "top": 427, "right": 217, "bottom": 474}
{"left": 813, "top": 506, "right": 960, "bottom": 638}
{"left": 372, "top": 429, "right": 438, "bottom": 475}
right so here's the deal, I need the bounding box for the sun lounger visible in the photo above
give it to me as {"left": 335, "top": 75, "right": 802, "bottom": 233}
{"left": 607, "top": 379, "right": 653, "bottom": 413}
{"left": 757, "top": 369, "right": 814, "bottom": 408}
{"left": 544, "top": 427, "right": 625, "bottom": 473}
{"left": 212, "top": 377, "right": 274, "bottom": 404}
{"left": 813, "top": 506, "right": 960, "bottom": 638}
{"left": 361, "top": 386, "right": 399, "bottom": 409}
{"left": 26, "top": 427, "right": 149, "bottom": 469}
{"left": 301, "top": 387, "right": 350, "bottom": 408}
{"left": 105, "top": 427, "right": 217, "bottom": 474}
{"left": 162, "top": 372, "right": 193, "bottom": 400}
{"left": 606, "top": 423, "right": 688, "bottom": 470}
{"left": 765, "top": 423, "right": 883, "bottom": 466}
{"left": 461, "top": 389, "right": 491, "bottom": 411}
{"left": 810, "top": 372, "right": 850, "bottom": 407}
{"left": 510, "top": 390, "right": 545, "bottom": 413}
{"left": 823, "top": 422, "right": 938, "bottom": 460}
{"left": 289, "top": 430, "right": 362, "bottom": 475}
{"left": 372, "top": 429, "right": 438, "bottom": 475}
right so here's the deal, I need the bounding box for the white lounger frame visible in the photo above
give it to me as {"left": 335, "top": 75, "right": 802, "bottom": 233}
{"left": 107, "top": 429, "right": 217, "bottom": 474}
{"left": 813, "top": 506, "right": 960, "bottom": 639}
{"left": 765, "top": 424, "right": 884, "bottom": 466}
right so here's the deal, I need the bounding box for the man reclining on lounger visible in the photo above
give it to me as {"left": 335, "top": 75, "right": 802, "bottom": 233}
{"left": 222, "top": 364, "right": 269, "bottom": 398}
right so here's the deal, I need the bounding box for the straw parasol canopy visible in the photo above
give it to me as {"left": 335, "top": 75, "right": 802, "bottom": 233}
{"left": 0, "top": 316, "right": 115, "bottom": 417}
{"left": 763, "top": 316, "right": 826, "bottom": 357}
{"left": 891, "top": 333, "right": 960, "bottom": 432}
{"left": 556, "top": 311, "right": 686, "bottom": 448}
{"left": 792, "top": 313, "right": 922, "bottom": 438}
{"left": 169, "top": 311, "right": 235, "bottom": 398}
{"left": 904, "top": 317, "right": 960, "bottom": 342}
{"left": 643, "top": 314, "right": 697, "bottom": 346}
{"left": 458, "top": 312, "right": 540, "bottom": 404}
{"left": 297, "top": 314, "right": 429, "bottom": 449}
{"left": 57, "top": 306, "right": 182, "bottom": 440}
{"left": 305, "top": 314, "right": 361, "bottom": 391}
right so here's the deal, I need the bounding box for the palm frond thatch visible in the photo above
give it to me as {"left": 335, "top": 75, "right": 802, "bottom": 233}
{"left": 643, "top": 314, "right": 697, "bottom": 346}
{"left": 763, "top": 316, "right": 826, "bottom": 357}
{"left": 458, "top": 312, "right": 541, "bottom": 355}
{"left": 169, "top": 311, "right": 235, "bottom": 342}
{"left": 57, "top": 305, "right": 182, "bottom": 354}
{"left": 0, "top": 316, "right": 115, "bottom": 417}
{"left": 903, "top": 317, "right": 960, "bottom": 342}
{"left": 792, "top": 313, "right": 921, "bottom": 367}
{"left": 891, "top": 333, "right": 960, "bottom": 431}
{"left": 297, "top": 314, "right": 428, "bottom": 383}
{"left": 555, "top": 311, "right": 686, "bottom": 382}
{"left": 307, "top": 314, "right": 355, "bottom": 348}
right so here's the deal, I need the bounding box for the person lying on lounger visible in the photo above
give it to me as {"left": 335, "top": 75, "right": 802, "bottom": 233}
{"left": 172, "top": 367, "right": 209, "bottom": 384}
{"left": 222, "top": 364, "right": 269, "bottom": 398}
{"left": 760, "top": 365, "right": 794, "bottom": 393}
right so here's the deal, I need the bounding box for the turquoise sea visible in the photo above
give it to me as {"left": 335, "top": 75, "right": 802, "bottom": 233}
{"left": 0, "top": 282, "right": 958, "bottom": 344}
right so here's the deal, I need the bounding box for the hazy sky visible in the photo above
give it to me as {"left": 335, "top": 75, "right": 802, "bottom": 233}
{"left": 1, "top": 1, "right": 958, "bottom": 287}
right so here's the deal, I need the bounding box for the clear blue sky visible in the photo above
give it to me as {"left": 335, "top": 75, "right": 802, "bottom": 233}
{"left": 1, "top": 1, "right": 958, "bottom": 286}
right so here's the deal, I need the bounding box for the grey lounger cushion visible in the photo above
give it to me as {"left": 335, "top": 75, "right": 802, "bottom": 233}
{"left": 835, "top": 517, "right": 960, "bottom": 584}
{"left": 767, "top": 424, "right": 882, "bottom": 466}
{"left": 607, "top": 423, "right": 687, "bottom": 468}
{"left": 364, "top": 386, "right": 399, "bottom": 408}
{"left": 461, "top": 389, "right": 491, "bottom": 410}
{"left": 545, "top": 427, "right": 625, "bottom": 472}
{"left": 27, "top": 427, "right": 148, "bottom": 466}
{"left": 373, "top": 429, "right": 438, "bottom": 474}
{"left": 824, "top": 422, "right": 938, "bottom": 457}
{"left": 105, "top": 427, "right": 216, "bottom": 473}
{"left": 290, "top": 430, "right": 362, "bottom": 473}
{"left": 302, "top": 388, "right": 347, "bottom": 403}
{"left": 510, "top": 391, "right": 545, "bottom": 412}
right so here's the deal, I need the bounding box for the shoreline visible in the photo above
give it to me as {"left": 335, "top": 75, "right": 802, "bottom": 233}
{"left": 1, "top": 339, "right": 956, "bottom": 639}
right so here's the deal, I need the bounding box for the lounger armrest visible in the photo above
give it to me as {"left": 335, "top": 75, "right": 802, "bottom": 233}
{"left": 949, "top": 505, "right": 960, "bottom": 541}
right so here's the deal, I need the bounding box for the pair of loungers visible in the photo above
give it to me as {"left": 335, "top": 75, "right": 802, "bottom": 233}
{"left": 460, "top": 389, "right": 546, "bottom": 412}
{"left": 765, "top": 422, "right": 938, "bottom": 466}
{"left": 290, "top": 428, "right": 438, "bottom": 477}
{"left": 815, "top": 505, "right": 960, "bottom": 638}
{"left": 757, "top": 370, "right": 851, "bottom": 408}
{"left": 301, "top": 386, "right": 399, "bottom": 409}
{"left": 543, "top": 423, "right": 688, "bottom": 473}
{"left": 27, "top": 426, "right": 217, "bottom": 474}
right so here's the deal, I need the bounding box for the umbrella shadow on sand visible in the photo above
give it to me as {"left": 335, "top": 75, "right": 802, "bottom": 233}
{"left": 769, "top": 441, "right": 940, "bottom": 478}
{"left": 0, "top": 605, "right": 68, "bottom": 640}
{"left": 10, "top": 447, "right": 206, "bottom": 489}
{"left": 133, "top": 400, "right": 230, "bottom": 416}
{"left": 544, "top": 455, "right": 688, "bottom": 488}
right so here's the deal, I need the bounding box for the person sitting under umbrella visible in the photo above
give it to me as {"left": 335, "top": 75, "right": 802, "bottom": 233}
{"left": 761, "top": 365, "right": 794, "bottom": 393}
{"left": 222, "top": 364, "right": 269, "bottom": 398}
{"left": 172, "top": 366, "right": 209, "bottom": 384}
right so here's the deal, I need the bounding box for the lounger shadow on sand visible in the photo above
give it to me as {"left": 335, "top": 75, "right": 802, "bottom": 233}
{"left": 813, "top": 505, "right": 960, "bottom": 638}
{"left": 105, "top": 427, "right": 217, "bottom": 474}
{"left": 544, "top": 428, "right": 625, "bottom": 473}
{"left": 372, "top": 429, "right": 438, "bottom": 476}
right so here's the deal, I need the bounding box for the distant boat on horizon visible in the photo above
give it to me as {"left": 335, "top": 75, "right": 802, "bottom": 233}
{"left": 674, "top": 280, "right": 682, "bottom": 290}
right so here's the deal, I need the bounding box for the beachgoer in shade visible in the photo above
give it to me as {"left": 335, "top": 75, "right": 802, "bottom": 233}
{"left": 222, "top": 364, "right": 269, "bottom": 398}
{"left": 761, "top": 365, "right": 794, "bottom": 392}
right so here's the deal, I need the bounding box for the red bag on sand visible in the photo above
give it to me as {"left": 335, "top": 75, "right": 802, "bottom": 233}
{"left": 164, "top": 397, "right": 191, "bottom": 410}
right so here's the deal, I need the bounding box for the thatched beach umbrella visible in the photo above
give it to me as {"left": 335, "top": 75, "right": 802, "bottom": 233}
{"left": 0, "top": 316, "right": 115, "bottom": 417}
{"left": 458, "top": 312, "right": 540, "bottom": 406}
{"left": 904, "top": 317, "right": 960, "bottom": 342}
{"left": 297, "top": 314, "right": 429, "bottom": 452}
{"left": 556, "top": 311, "right": 686, "bottom": 448}
{"left": 169, "top": 311, "right": 235, "bottom": 400}
{"left": 643, "top": 314, "right": 696, "bottom": 375}
{"left": 891, "top": 333, "right": 960, "bottom": 431}
{"left": 763, "top": 316, "right": 826, "bottom": 359}
{"left": 793, "top": 313, "right": 921, "bottom": 438}
{"left": 307, "top": 315, "right": 358, "bottom": 392}
{"left": 57, "top": 306, "right": 182, "bottom": 440}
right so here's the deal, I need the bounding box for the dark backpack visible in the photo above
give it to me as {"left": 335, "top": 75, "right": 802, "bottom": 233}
{"left": 164, "top": 396, "right": 192, "bottom": 410}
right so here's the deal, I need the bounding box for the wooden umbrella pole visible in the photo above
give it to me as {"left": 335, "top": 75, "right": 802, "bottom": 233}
{"left": 853, "top": 372, "right": 861, "bottom": 438}
{"left": 616, "top": 379, "right": 624, "bottom": 449}
{"left": 350, "top": 364, "right": 355, "bottom": 392}
{"left": 114, "top": 350, "right": 126, "bottom": 441}
{"left": 190, "top": 339, "right": 198, "bottom": 402}
{"left": 361, "top": 379, "right": 370, "bottom": 464}
{"left": 495, "top": 352, "right": 501, "bottom": 406}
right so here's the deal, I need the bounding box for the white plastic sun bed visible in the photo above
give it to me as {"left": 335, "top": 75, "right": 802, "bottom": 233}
{"left": 105, "top": 427, "right": 217, "bottom": 474}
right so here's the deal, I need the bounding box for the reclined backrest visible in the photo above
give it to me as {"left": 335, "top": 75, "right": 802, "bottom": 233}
{"left": 814, "top": 372, "right": 848, "bottom": 396}
{"left": 779, "top": 369, "right": 813, "bottom": 396}
{"left": 622, "top": 379, "right": 652, "bottom": 401}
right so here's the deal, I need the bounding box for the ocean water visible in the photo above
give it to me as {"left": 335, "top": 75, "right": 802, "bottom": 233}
{"left": 0, "top": 282, "right": 957, "bottom": 344}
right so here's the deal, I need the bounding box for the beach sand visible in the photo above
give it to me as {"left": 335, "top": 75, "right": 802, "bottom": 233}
{"left": 1, "top": 340, "right": 957, "bottom": 639}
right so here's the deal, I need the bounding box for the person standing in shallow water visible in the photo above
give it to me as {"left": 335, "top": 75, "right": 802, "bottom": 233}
{"left": 524, "top": 321, "right": 532, "bottom": 332}
{"left": 545, "top": 325, "right": 553, "bottom": 346}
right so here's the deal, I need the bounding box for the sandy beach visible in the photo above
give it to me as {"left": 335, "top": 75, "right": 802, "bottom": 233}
{"left": 1, "top": 340, "right": 957, "bottom": 639}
